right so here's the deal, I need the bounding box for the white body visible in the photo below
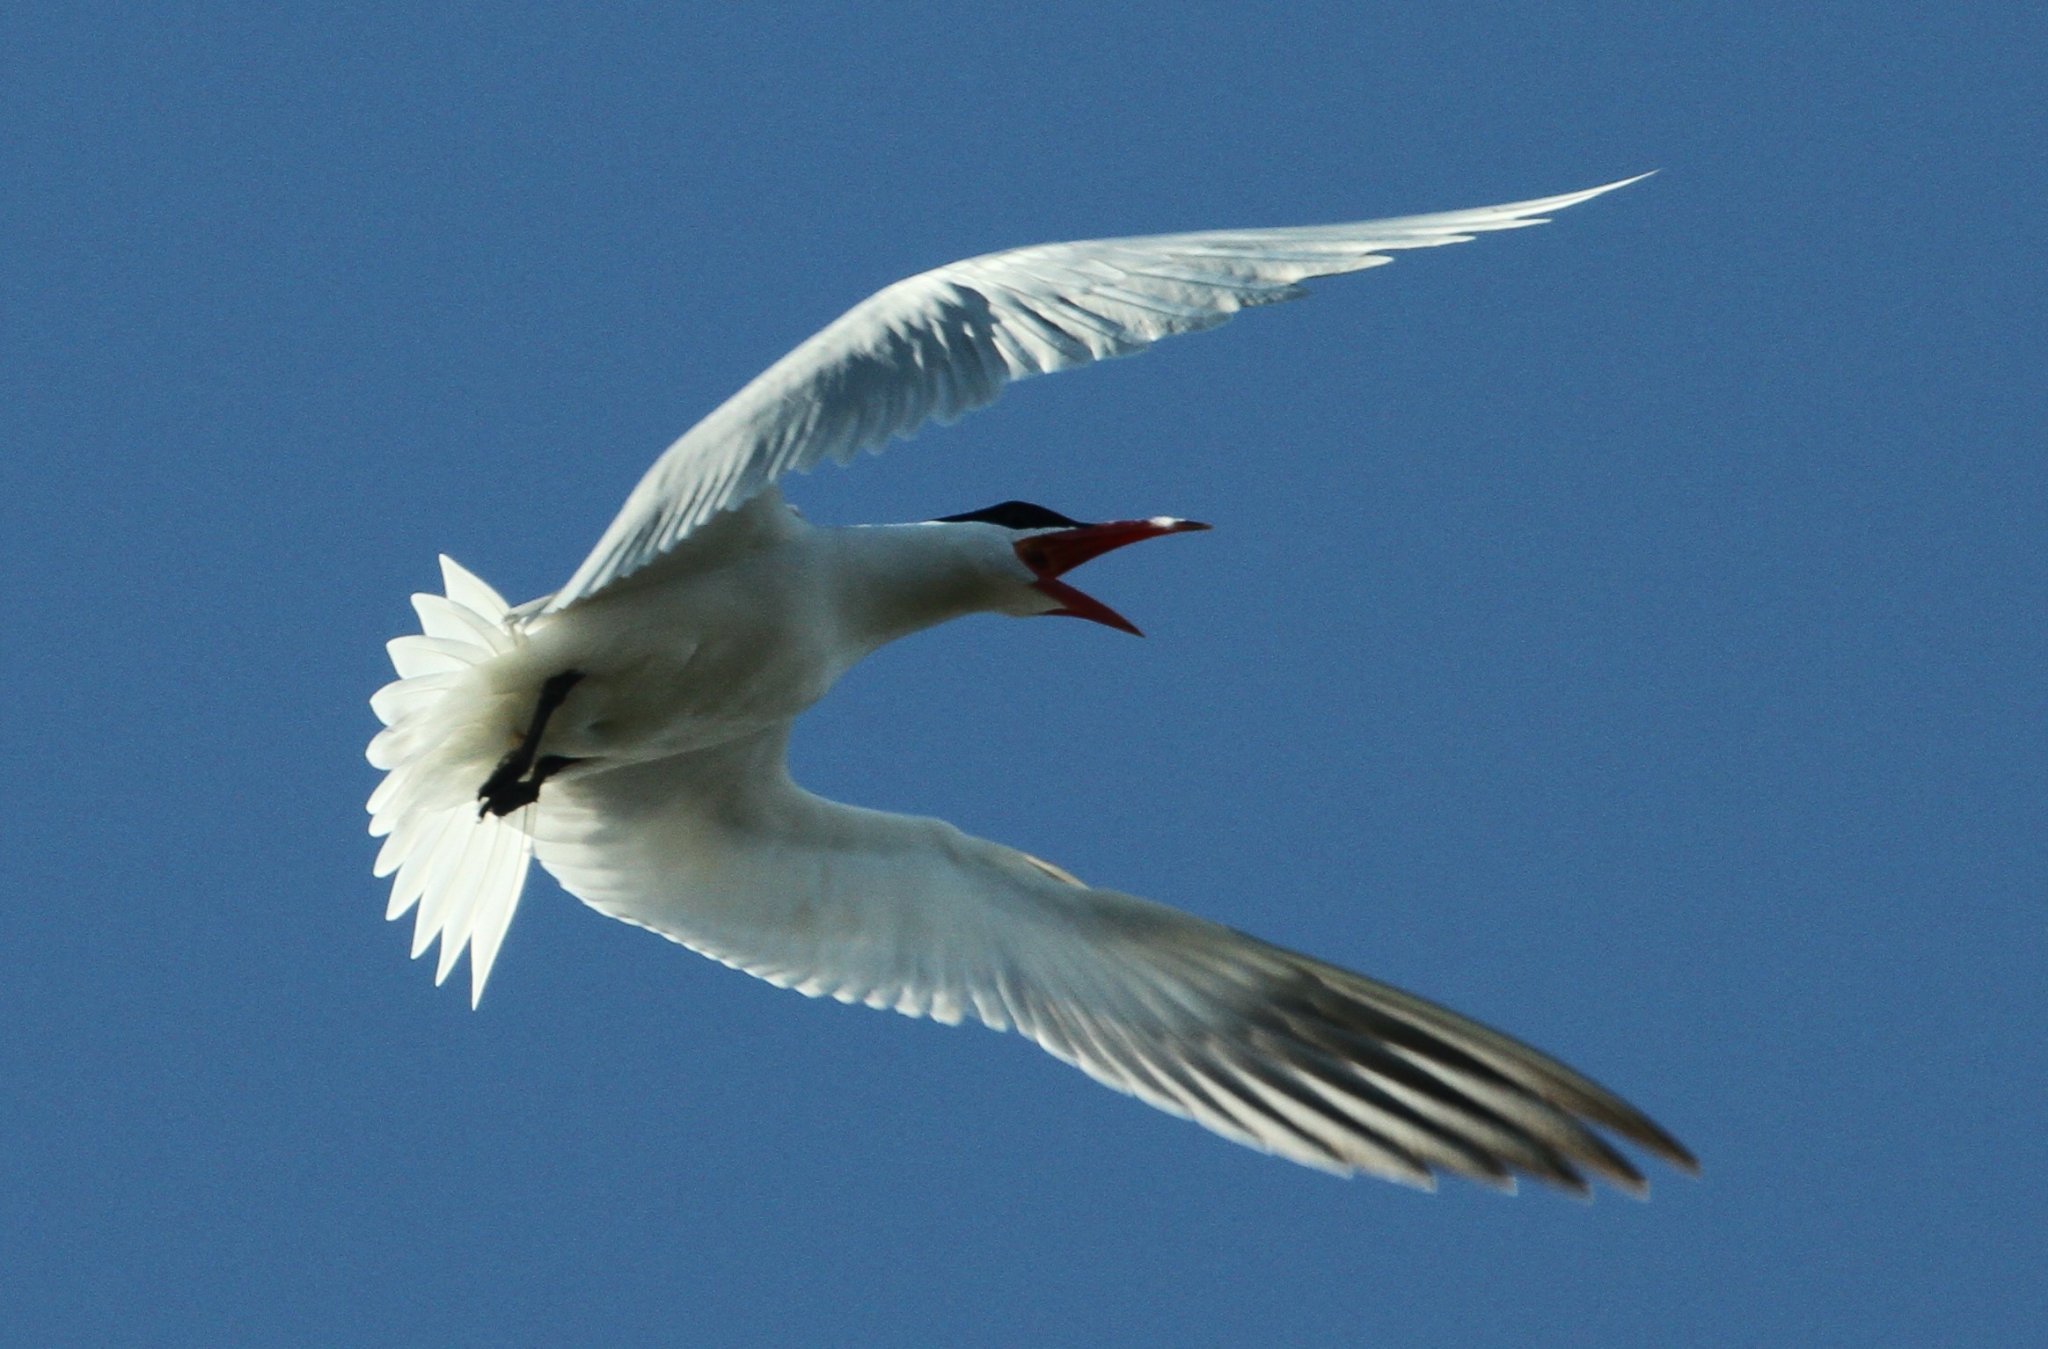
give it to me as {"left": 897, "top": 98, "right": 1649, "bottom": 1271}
{"left": 367, "top": 176, "right": 1697, "bottom": 1193}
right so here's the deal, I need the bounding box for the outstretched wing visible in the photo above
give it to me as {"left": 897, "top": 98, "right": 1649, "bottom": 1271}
{"left": 529, "top": 727, "right": 1695, "bottom": 1193}
{"left": 546, "top": 175, "right": 1650, "bottom": 612}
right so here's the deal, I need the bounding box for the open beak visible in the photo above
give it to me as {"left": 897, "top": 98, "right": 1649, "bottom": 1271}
{"left": 1015, "top": 517, "right": 1210, "bottom": 636}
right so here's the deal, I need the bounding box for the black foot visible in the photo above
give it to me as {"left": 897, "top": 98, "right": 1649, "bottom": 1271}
{"left": 478, "top": 748, "right": 543, "bottom": 816}
{"left": 478, "top": 764, "right": 544, "bottom": 817}
{"left": 477, "top": 670, "right": 586, "bottom": 816}
{"left": 479, "top": 755, "right": 585, "bottom": 817}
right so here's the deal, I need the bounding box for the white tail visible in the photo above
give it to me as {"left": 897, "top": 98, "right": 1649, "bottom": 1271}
{"left": 366, "top": 556, "right": 534, "bottom": 1006}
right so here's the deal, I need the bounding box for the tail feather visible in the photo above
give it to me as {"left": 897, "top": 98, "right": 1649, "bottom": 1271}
{"left": 367, "top": 555, "right": 535, "bottom": 1006}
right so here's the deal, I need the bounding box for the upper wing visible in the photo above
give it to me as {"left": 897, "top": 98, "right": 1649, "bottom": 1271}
{"left": 546, "top": 175, "right": 1650, "bottom": 612}
{"left": 529, "top": 727, "right": 1696, "bottom": 1193}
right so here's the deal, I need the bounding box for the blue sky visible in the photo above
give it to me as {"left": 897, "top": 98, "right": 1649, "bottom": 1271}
{"left": 5, "top": 4, "right": 2041, "bottom": 1344}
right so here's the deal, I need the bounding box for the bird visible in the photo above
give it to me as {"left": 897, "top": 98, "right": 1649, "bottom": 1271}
{"left": 367, "top": 173, "right": 1698, "bottom": 1196}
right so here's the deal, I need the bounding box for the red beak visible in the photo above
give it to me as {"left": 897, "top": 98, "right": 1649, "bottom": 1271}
{"left": 1014, "top": 517, "right": 1210, "bottom": 636}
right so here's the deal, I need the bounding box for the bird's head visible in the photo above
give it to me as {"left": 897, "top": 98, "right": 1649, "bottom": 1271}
{"left": 935, "top": 500, "right": 1210, "bottom": 636}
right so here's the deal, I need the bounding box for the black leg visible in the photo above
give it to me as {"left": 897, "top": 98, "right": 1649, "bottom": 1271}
{"left": 478, "top": 670, "right": 586, "bottom": 817}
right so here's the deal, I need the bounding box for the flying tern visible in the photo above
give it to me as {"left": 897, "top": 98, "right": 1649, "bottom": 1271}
{"left": 368, "top": 174, "right": 1698, "bottom": 1193}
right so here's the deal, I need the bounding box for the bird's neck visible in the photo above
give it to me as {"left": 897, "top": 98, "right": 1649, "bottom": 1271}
{"left": 825, "top": 524, "right": 1008, "bottom": 653}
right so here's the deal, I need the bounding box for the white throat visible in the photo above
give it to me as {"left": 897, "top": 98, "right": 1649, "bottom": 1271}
{"left": 825, "top": 522, "right": 1034, "bottom": 654}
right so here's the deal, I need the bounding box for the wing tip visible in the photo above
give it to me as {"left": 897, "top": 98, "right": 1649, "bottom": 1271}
{"left": 1597, "top": 168, "right": 1660, "bottom": 193}
{"left": 1561, "top": 170, "right": 1659, "bottom": 204}
{"left": 1503, "top": 170, "right": 1659, "bottom": 225}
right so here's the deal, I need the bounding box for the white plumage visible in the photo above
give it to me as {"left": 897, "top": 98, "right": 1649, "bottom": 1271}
{"left": 368, "top": 175, "right": 1697, "bottom": 1193}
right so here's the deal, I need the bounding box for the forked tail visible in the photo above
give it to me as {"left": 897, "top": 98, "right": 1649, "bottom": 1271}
{"left": 366, "top": 556, "right": 534, "bottom": 1005}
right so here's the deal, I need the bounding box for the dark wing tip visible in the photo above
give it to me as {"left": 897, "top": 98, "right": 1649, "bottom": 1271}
{"left": 1229, "top": 942, "right": 1698, "bottom": 1198}
{"left": 1581, "top": 1098, "right": 1700, "bottom": 1178}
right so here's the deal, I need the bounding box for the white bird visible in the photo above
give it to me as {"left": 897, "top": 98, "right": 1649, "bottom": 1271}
{"left": 368, "top": 174, "right": 1697, "bottom": 1195}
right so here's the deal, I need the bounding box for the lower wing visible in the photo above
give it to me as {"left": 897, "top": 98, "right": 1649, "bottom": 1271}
{"left": 529, "top": 728, "right": 1696, "bottom": 1194}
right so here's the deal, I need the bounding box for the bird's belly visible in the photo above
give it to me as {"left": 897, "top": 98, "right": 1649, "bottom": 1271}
{"left": 491, "top": 546, "right": 852, "bottom": 772}
{"left": 530, "top": 626, "right": 840, "bottom": 767}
